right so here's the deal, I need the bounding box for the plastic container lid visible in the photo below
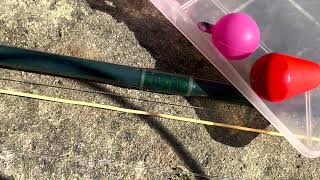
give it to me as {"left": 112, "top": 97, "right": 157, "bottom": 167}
{"left": 149, "top": 0, "right": 320, "bottom": 158}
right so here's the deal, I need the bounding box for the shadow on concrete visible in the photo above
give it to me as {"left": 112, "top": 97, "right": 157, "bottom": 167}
{"left": 0, "top": 174, "right": 13, "bottom": 180}
{"left": 81, "top": 82, "right": 209, "bottom": 179}
{"left": 85, "top": 0, "right": 270, "bottom": 148}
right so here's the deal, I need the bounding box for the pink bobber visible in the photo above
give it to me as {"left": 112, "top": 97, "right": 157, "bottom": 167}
{"left": 198, "top": 13, "right": 261, "bottom": 60}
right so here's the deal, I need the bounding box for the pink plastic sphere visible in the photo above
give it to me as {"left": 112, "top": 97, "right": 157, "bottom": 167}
{"left": 200, "top": 13, "right": 260, "bottom": 60}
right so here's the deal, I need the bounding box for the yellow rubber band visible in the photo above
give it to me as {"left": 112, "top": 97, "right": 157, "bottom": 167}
{"left": 0, "top": 88, "right": 319, "bottom": 142}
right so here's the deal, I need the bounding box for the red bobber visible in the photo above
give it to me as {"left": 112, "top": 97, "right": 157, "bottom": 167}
{"left": 250, "top": 53, "right": 320, "bottom": 102}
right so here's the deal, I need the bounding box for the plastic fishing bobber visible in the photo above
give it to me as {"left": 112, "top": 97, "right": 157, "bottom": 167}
{"left": 250, "top": 53, "right": 320, "bottom": 102}
{"left": 198, "top": 13, "right": 260, "bottom": 60}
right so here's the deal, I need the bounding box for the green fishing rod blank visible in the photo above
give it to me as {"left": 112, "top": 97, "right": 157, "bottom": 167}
{"left": 0, "top": 45, "right": 249, "bottom": 104}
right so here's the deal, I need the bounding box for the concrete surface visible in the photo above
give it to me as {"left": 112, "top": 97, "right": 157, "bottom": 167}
{"left": 0, "top": 0, "right": 319, "bottom": 179}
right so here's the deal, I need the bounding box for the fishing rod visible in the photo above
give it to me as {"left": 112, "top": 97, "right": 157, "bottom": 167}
{"left": 0, "top": 45, "right": 249, "bottom": 105}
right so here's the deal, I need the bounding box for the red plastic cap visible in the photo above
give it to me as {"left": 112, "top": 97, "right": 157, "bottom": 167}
{"left": 250, "top": 53, "right": 320, "bottom": 102}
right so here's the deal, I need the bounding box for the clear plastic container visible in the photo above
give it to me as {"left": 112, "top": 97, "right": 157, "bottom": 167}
{"left": 149, "top": 0, "right": 320, "bottom": 158}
